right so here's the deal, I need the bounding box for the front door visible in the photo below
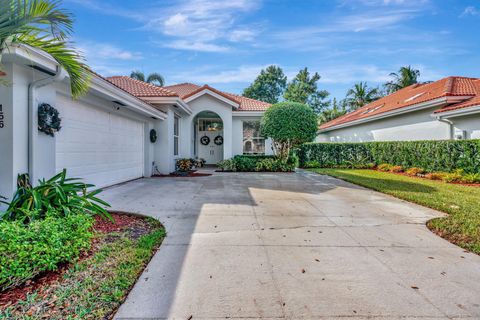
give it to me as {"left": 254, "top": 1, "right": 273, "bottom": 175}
{"left": 198, "top": 130, "right": 223, "bottom": 164}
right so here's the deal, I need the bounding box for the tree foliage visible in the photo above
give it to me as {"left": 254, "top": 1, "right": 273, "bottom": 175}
{"left": 261, "top": 102, "right": 318, "bottom": 160}
{"left": 318, "top": 98, "right": 348, "bottom": 124}
{"left": 345, "top": 82, "right": 381, "bottom": 110}
{"left": 385, "top": 65, "right": 420, "bottom": 94}
{"left": 283, "top": 67, "right": 330, "bottom": 114}
{"left": 0, "top": 0, "right": 91, "bottom": 98}
{"left": 130, "top": 70, "right": 165, "bottom": 86}
{"left": 243, "top": 65, "right": 287, "bottom": 104}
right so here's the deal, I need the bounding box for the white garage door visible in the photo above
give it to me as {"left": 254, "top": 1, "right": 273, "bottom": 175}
{"left": 56, "top": 96, "right": 144, "bottom": 188}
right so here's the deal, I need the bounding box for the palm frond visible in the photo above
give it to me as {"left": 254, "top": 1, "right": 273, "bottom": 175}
{"left": 130, "top": 70, "right": 145, "bottom": 81}
{"left": 146, "top": 72, "right": 164, "bottom": 86}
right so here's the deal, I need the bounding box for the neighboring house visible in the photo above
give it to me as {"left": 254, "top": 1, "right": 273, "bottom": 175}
{"left": 0, "top": 46, "right": 271, "bottom": 202}
{"left": 317, "top": 77, "right": 480, "bottom": 142}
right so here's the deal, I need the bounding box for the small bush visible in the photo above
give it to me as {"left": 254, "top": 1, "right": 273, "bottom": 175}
{"left": 3, "top": 170, "right": 110, "bottom": 223}
{"left": 217, "top": 159, "right": 236, "bottom": 171}
{"left": 441, "top": 169, "right": 464, "bottom": 183}
{"left": 304, "top": 161, "right": 321, "bottom": 169}
{"left": 406, "top": 167, "right": 425, "bottom": 176}
{"left": 175, "top": 158, "right": 194, "bottom": 172}
{"left": 390, "top": 165, "right": 404, "bottom": 173}
{"left": 425, "top": 172, "right": 448, "bottom": 180}
{"left": 0, "top": 214, "right": 94, "bottom": 290}
{"left": 378, "top": 164, "right": 393, "bottom": 172}
{"left": 256, "top": 158, "right": 277, "bottom": 171}
{"left": 233, "top": 155, "right": 258, "bottom": 171}
{"left": 461, "top": 173, "right": 480, "bottom": 184}
{"left": 217, "top": 155, "right": 295, "bottom": 172}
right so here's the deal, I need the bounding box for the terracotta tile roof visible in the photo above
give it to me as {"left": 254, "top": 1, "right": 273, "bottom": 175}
{"left": 320, "top": 76, "right": 479, "bottom": 130}
{"left": 163, "top": 82, "right": 271, "bottom": 111}
{"left": 435, "top": 79, "right": 480, "bottom": 114}
{"left": 106, "top": 76, "right": 179, "bottom": 98}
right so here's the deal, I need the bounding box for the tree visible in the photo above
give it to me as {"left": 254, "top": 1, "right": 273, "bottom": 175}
{"left": 385, "top": 66, "right": 420, "bottom": 94}
{"left": 261, "top": 102, "right": 318, "bottom": 161}
{"left": 345, "top": 82, "right": 381, "bottom": 110}
{"left": 130, "top": 70, "right": 165, "bottom": 86}
{"left": 243, "top": 65, "right": 287, "bottom": 104}
{"left": 0, "top": 0, "right": 90, "bottom": 98}
{"left": 283, "top": 67, "right": 330, "bottom": 114}
{"left": 318, "top": 98, "right": 348, "bottom": 125}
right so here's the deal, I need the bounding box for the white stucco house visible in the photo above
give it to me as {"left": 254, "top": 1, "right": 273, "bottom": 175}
{"left": 0, "top": 45, "right": 272, "bottom": 202}
{"left": 317, "top": 76, "right": 480, "bottom": 142}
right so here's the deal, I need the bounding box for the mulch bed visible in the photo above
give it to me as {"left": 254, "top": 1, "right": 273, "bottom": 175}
{"left": 370, "top": 169, "right": 480, "bottom": 187}
{"left": 0, "top": 213, "right": 149, "bottom": 307}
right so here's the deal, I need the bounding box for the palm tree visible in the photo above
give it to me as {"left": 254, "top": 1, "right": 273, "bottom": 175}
{"left": 130, "top": 70, "right": 165, "bottom": 87}
{"left": 0, "top": 0, "right": 90, "bottom": 98}
{"left": 385, "top": 66, "right": 420, "bottom": 94}
{"left": 346, "top": 82, "right": 381, "bottom": 110}
{"left": 318, "top": 98, "right": 348, "bottom": 124}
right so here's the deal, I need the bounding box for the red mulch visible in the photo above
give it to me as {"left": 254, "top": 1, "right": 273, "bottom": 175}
{"left": 0, "top": 213, "right": 144, "bottom": 307}
{"left": 371, "top": 169, "right": 480, "bottom": 187}
{"left": 152, "top": 172, "right": 212, "bottom": 178}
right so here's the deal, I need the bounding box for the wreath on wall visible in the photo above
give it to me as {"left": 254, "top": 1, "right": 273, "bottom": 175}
{"left": 200, "top": 135, "right": 210, "bottom": 145}
{"left": 38, "top": 103, "right": 61, "bottom": 137}
{"left": 214, "top": 135, "right": 224, "bottom": 146}
{"left": 150, "top": 129, "right": 157, "bottom": 143}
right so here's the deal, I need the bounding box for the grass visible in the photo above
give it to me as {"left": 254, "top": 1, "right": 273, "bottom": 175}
{"left": 0, "top": 217, "right": 165, "bottom": 319}
{"left": 309, "top": 168, "right": 480, "bottom": 254}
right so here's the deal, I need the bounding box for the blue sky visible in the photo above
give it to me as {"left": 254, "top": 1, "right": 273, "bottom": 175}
{"left": 65, "top": 0, "right": 480, "bottom": 100}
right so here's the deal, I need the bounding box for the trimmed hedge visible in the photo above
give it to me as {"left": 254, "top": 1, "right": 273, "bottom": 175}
{"left": 298, "top": 140, "right": 480, "bottom": 173}
{"left": 0, "top": 214, "right": 94, "bottom": 290}
{"left": 217, "top": 155, "right": 296, "bottom": 172}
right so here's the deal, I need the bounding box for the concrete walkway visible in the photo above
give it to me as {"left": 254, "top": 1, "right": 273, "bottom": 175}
{"left": 101, "top": 171, "right": 480, "bottom": 319}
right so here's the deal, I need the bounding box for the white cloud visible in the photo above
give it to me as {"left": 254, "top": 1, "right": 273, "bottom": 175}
{"left": 77, "top": 42, "right": 143, "bottom": 61}
{"left": 163, "top": 40, "right": 230, "bottom": 53}
{"left": 171, "top": 65, "right": 271, "bottom": 84}
{"left": 461, "top": 6, "right": 479, "bottom": 17}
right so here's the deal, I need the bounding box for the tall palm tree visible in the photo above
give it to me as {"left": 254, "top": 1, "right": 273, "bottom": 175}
{"left": 0, "top": 0, "right": 90, "bottom": 98}
{"left": 346, "top": 82, "right": 381, "bottom": 110}
{"left": 385, "top": 66, "right": 420, "bottom": 94}
{"left": 130, "top": 70, "right": 165, "bottom": 87}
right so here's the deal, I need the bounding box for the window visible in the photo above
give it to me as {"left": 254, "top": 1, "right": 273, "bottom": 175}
{"left": 243, "top": 121, "right": 265, "bottom": 154}
{"left": 198, "top": 118, "right": 223, "bottom": 132}
{"left": 174, "top": 115, "right": 179, "bottom": 156}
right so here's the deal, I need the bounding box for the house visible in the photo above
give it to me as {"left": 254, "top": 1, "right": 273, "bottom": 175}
{"left": 317, "top": 77, "right": 480, "bottom": 142}
{"left": 0, "top": 45, "right": 272, "bottom": 202}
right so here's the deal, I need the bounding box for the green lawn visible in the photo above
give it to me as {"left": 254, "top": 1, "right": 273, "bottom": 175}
{"left": 309, "top": 168, "right": 480, "bottom": 254}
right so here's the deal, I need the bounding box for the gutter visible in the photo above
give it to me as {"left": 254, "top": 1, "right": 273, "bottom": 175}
{"left": 437, "top": 118, "right": 454, "bottom": 140}
{"left": 28, "top": 66, "right": 67, "bottom": 184}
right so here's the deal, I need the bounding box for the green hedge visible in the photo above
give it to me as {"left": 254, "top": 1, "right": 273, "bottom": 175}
{"left": 217, "top": 155, "right": 296, "bottom": 172}
{"left": 0, "top": 214, "right": 94, "bottom": 290}
{"left": 298, "top": 140, "right": 480, "bottom": 173}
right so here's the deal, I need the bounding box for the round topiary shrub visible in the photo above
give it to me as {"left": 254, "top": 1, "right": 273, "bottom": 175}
{"left": 261, "top": 102, "right": 318, "bottom": 160}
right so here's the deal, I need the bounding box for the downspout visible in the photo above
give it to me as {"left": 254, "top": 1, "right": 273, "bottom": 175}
{"left": 437, "top": 117, "right": 454, "bottom": 140}
{"left": 28, "top": 66, "right": 66, "bottom": 184}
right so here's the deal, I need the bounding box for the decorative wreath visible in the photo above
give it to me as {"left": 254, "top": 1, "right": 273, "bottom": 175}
{"left": 150, "top": 129, "right": 157, "bottom": 143}
{"left": 200, "top": 135, "right": 210, "bottom": 146}
{"left": 38, "top": 103, "right": 61, "bottom": 137}
{"left": 214, "top": 135, "right": 224, "bottom": 146}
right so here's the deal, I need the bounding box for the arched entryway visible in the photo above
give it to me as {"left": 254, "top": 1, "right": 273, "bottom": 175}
{"left": 193, "top": 111, "right": 224, "bottom": 164}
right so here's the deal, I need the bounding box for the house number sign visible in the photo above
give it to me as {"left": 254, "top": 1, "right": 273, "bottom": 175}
{"left": 0, "top": 104, "right": 4, "bottom": 128}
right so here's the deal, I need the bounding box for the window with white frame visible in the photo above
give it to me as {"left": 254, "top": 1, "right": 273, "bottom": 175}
{"left": 174, "top": 115, "right": 179, "bottom": 156}
{"left": 243, "top": 121, "right": 265, "bottom": 154}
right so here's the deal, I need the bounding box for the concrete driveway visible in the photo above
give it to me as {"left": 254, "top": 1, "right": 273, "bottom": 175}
{"left": 101, "top": 170, "right": 480, "bottom": 319}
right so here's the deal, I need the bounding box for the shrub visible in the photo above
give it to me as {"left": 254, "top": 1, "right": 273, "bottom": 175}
{"left": 405, "top": 167, "right": 425, "bottom": 176}
{"left": 378, "top": 164, "right": 393, "bottom": 172}
{"left": 217, "top": 159, "right": 236, "bottom": 171}
{"left": 261, "top": 102, "right": 317, "bottom": 160}
{"left": 390, "top": 165, "right": 403, "bottom": 173}
{"left": 2, "top": 170, "right": 110, "bottom": 223}
{"left": 233, "top": 155, "right": 258, "bottom": 171}
{"left": 461, "top": 173, "right": 480, "bottom": 184}
{"left": 425, "top": 172, "right": 448, "bottom": 180}
{"left": 0, "top": 214, "right": 94, "bottom": 290}
{"left": 255, "top": 158, "right": 276, "bottom": 171}
{"left": 175, "top": 158, "right": 194, "bottom": 172}
{"left": 298, "top": 140, "right": 480, "bottom": 173}
{"left": 304, "top": 161, "right": 321, "bottom": 169}
{"left": 441, "top": 169, "right": 464, "bottom": 183}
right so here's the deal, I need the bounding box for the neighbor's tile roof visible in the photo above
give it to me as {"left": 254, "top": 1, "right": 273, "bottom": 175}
{"left": 434, "top": 78, "right": 480, "bottom": 114}
{"left": 320, "top": 76, "right": 479, "bottom": 130}
{"left": 163, "top": 83, "right": 271, "bottom": 111}
{"left": 106, "top": 76, "right": 179, "bottom": 98}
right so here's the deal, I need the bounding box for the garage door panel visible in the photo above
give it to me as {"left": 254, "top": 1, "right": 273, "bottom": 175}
{"left": 56, "top": 96, "right": 144, "bottom": 188}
